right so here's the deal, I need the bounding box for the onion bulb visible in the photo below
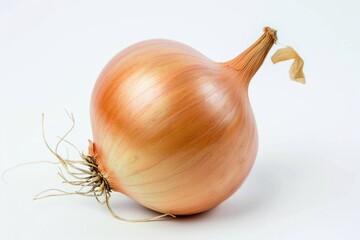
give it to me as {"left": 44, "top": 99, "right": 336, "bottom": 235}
{"left": 42, "top": 27, "right": 305, "bottom": 220}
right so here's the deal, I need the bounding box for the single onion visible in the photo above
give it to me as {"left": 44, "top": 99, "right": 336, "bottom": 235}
{"left": 90, "top": 26, "right": 304, "bottom": 215}
{"left": 41, "top": 27, "right": 304, "bottom": 221}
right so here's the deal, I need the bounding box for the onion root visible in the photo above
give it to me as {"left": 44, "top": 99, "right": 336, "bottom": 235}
{"left": 37, "top": 113, "right": 175, "bottom": 222}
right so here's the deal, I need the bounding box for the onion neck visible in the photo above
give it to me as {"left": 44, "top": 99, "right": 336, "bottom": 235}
{"left": 225, "top": 27, "right": 277, "bottom": 85}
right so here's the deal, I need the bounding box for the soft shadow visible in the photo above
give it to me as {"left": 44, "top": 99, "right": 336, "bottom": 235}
{"left": 98, "top": 154, "right": 299, "bottom": 223}
{"left": 173, "top": 155, "right": 299, "bottom": 223}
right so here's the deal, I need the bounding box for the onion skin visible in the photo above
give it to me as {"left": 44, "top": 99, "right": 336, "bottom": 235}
{"left": 91, "top": 28, "right": 276, "bottom": 215}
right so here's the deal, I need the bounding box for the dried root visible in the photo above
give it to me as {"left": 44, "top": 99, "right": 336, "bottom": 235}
{"left": 37, "top": 112, "right": 175, "bottom": 222}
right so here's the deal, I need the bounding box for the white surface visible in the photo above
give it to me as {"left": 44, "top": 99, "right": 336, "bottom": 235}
{"left": 1, "top": 0, "right": 359, "bottom": 239}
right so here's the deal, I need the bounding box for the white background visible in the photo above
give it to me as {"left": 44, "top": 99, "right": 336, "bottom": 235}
{"left": 1, "top": 0, "right": 359, "bottom": 239}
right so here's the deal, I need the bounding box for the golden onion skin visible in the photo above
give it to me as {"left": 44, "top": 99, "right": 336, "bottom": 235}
{"left": 91, "top": 28, "right": 276, "bottom": 215}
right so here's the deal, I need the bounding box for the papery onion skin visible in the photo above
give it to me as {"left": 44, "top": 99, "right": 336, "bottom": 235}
{"left": 91, "top": 28, "right": 276, "bottom": 215}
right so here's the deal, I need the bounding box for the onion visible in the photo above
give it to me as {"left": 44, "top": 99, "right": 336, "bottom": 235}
{"left": 41, "top": 27, "right": 305, "bottom": 221}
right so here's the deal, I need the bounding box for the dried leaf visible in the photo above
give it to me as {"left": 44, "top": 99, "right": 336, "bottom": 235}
{"left": 271, "top": 47, "right": 305, "bottom": 84}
